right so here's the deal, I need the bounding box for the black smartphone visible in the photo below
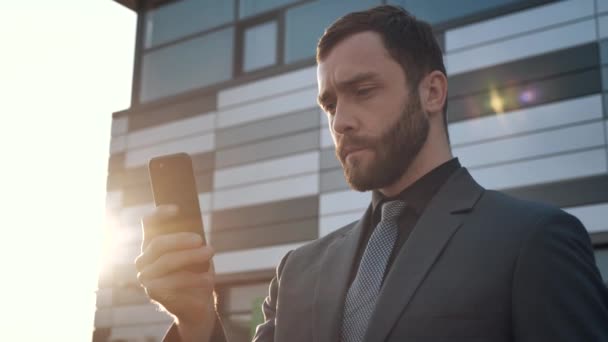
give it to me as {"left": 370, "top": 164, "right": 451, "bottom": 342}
{"left": 146, "top": 153, "right": 208, "bottom": 272}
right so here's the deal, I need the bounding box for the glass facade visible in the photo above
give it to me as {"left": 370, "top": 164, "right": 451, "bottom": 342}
{"left": 284, "top": 0, "right": 381, "bottom": 63}
{"left": 388, "top": 0, "right": 522, "bottom": 25}
{"left": 137, "top": 0, "right": 560, "bottom": 103}
{"left": 239, "top": 0, "right": 299, "bottom": 18}
{"left": 140, "top": 27, "right": 234, "bottom": 102}
{"left": 144, "top": 0, "right": 234, "bottom": 48}
{"left": 243, "top": 21, "right": 278, "bottom": 72}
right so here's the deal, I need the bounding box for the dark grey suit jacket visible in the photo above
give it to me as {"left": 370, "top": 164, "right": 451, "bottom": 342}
{"left": 167, "top": 168, "right": 608, "bottom": 341}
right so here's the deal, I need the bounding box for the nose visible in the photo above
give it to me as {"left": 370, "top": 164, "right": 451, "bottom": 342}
{"left": 331, "top": 103, "right": 357, "bottom": 136}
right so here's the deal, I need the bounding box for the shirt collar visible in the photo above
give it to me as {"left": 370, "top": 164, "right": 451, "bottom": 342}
{"left": 371, "top": 158, "right": 461, "bottom": 216}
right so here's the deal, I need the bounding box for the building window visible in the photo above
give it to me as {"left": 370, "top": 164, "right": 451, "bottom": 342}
{"left": 284, "top": 0, "right": 381, "bottom": 63}
{"left": 387, "top": 0, "right": 523, "bottom": 26}
{"left": 239, "top": 0, "right": 299, "bottom": 19}
{"left": 243, "top": 20, "right": 279, "bottom": 72}
{"left": 140, "top": 27, "right": 235, "bottom": 102}
{"left": 144, "top": 0, "right": 235, "bottom": 48}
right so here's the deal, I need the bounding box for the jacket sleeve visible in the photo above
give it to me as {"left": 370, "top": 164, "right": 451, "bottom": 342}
{"left": 162, "top": 251, "right": 292, "bottom": 342}
{"left": 252, "top": 251, "right": 292, "bottom": 342}
{"left": 512, "top": 212, "right": 608, "bottom": 341}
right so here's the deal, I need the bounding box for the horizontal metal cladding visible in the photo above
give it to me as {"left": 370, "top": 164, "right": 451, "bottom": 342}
{"left": 213, "top": 242, "right": 308, "bottom": 275}
{"left": 444, "top": 0, "right": 594, "bottom": 52}
{"left": 448, "top": 42, "right": 598, "bottom": 99}
{"left": 449, "top": 95, "right": 603, "bottom": 147}
{"left": 107, "top": 153, "right": 125, "bottom": 175}
{"left": 116, "top": 91, "right": 217, "bottom": 132}
{"left": 320, "top": 190, "right": 371, "bottom": 216}
{"left": 112, "top": 263, "right": 138, "bottom": 288}
{"left": 125, "top": 112, "right": 216, "bottom": 150}
{"left": 319, "top": 146, "right": 350, "bottom": 193}
{"left": 214, "top": 151, "right": 319, "bottom": 190}
{"left": 215, "top": 107, "right": 320, "bottom": 150}
{"left": 319, "top": 211, "right": 363, "bottom": 237}
{"left": 212, "top": 196, "right": 318, "bottom": 230}
{"left": 504, "top": 174, "right": 608, "bottom": 208}
{"left": 213, "top": 173, "right": 319, "bottom": 210}
{"left": 107, "top": 165, "right": 147, "bottom": 191}
{"left": 446, "top": 41, "right": 601, "bottom": 123}
{"left": 95, "top": 304, "right": 171, "bottom": 328}
{"left": 210, "top": 196, "right": 318, "bottom": 251}
{"left": 218, "top": 66, "right": 317, "bottom": 109}
{"left": 215, "top": 129, "right": 320, "bottom": 169}
{"left": 469, "top": 148, "right": 608, "bottom": 190}
{"left": 210, "top": 217, "right": 318, "bottom": 252}
{"left": 321, "top": 168, "right": 349, "bottom": 193}
{"left": 445, "top": 18, "right": 596, "bottom": 75}
{"left": 448, "top": 68, "right": 601, "bottom": 123}
{"left": 565, "top": 203, "right": 608, "bottom": 233}
{"left": 218, "top": 283, "right": 270, "bottom": 313}
{"left": 125, "top": 132, "right": 215, "bottom": 168}
{"left": 96, "top": 289, "right": 112, "bottom": 308}
{"left": 217, "top": 86, "right": 318, "bottom": 129}
{"left": 454, "top": 122, "right": 606, "bottom": 169}
{"left": 320, "top": 147, "right": 340, "bottom": 170}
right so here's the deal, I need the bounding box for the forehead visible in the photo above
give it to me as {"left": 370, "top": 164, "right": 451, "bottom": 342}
{"left": 316, "top": 31, "right": 401, "bottom": 89}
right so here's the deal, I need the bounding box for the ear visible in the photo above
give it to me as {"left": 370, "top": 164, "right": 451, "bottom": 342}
{"left": 418, "top": 70, "right": 447, "bottom": 119}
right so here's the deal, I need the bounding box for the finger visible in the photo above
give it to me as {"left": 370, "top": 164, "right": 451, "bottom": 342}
{"left": 138, "top": 246, "right": 214, "bottom": 278}
{"left": 143, "top": 270, "right": 215, "bottom": 292}
{"left": 140, "top": 205, "right": 181, "bottom": 251}
{"left": 135, "top": 233, "right": 205, "bottom": 271}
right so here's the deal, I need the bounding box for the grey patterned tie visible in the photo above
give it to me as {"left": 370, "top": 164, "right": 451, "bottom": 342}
{"left": 340, "top": 200, "right": 407, "bottom": 342}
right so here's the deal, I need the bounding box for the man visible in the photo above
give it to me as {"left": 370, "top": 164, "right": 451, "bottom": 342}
{"left": 135, "top": 5, "right": 608, "bottom": 342}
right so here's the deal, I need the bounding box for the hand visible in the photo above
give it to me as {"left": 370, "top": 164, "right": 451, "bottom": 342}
{"left": 135, "top": 205, "right": 216, "bottom": 340}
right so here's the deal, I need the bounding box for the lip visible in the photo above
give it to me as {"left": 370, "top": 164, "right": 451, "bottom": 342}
{"left": 342, "top": 147, "right": 368, "bottom": 160}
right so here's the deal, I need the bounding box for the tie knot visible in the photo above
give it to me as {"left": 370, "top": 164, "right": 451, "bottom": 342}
{"left": 380, "top": 200, "right": 407, "bottom": 223}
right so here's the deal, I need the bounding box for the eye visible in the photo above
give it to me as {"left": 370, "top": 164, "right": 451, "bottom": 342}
{"left": 355, "top": 87, "right": 374, "bottom": 97}
{"left": 324, "top": 103, "right": 336, "bottom": 114}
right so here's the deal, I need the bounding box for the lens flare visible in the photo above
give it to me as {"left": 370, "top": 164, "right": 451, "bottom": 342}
{"left": 489, "top": 88, "right": 505, "bottom": 114}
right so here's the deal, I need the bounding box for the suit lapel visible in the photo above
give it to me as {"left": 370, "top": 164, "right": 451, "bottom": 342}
{"left": 364, "top": 168, "right": 484, "bottom": 342}
{"left": 313, "top": 205, "right": 371, "bottom": 342}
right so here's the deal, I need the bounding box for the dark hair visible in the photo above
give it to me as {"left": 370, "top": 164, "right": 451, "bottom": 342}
{"left": 317, "top": 5, "right": 448, "bottom": 126}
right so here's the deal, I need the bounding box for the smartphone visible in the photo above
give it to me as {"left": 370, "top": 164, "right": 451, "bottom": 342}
{"left": 146, "top": 153, "right": 208, "bottom": 272}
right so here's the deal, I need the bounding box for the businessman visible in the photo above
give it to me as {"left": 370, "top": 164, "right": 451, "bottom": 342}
{"left": 135, "top": 5, "right": 608, "bottom": 341}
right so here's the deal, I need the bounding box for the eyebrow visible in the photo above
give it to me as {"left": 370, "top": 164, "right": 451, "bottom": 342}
{"left": 317, "top": 71, "right": 380, "bottom": 107}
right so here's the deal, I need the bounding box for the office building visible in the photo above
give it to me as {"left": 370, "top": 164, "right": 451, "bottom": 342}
{"left": 95, "top": 1, "right": 608, "bottom": 341}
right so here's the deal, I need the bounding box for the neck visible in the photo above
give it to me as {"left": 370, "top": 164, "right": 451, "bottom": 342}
{"left": 379, "top": 129, "right": 452, "bottom": 197}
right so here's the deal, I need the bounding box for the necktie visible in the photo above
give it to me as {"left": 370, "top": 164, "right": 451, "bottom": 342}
{"left": 340, "top": 200, "right": 407, "bottom": 342}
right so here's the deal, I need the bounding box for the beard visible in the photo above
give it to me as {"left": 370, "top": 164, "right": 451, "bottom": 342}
{"left": 336, "top": 94, "right": 430, "bottom": 192}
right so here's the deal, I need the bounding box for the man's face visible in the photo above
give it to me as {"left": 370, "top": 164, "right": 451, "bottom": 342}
{"left": 317, "top": 31, "right": 429, "bottom": 192}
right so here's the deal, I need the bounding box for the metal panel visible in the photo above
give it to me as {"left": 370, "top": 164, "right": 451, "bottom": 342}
{"left": 215, "top": 129, "right": 319, "bottom": 168}
{"left": 215, "top": 107, "right": 319, "bottom": 149}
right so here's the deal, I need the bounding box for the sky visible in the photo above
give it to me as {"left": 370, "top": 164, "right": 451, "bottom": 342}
{"left": 0, "top": 1, "right": 135, "bottom": 340}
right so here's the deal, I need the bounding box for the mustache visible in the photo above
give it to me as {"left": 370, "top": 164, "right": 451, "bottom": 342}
{"left": 336, "top": 134, "right": 377, "bottom": 160}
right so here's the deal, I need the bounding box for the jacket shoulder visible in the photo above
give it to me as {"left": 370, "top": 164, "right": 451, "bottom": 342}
{"left": 480, "top": 189, "right": 570, "bottom": 223}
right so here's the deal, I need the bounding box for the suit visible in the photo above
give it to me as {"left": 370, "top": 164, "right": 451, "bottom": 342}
{"left": 166, "top": 168, "right": 608, "bottom": 341}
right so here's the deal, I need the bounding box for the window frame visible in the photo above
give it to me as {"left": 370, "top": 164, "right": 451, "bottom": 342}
{"left": 234, "top": 10, "right": 285, "bottom": 77}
